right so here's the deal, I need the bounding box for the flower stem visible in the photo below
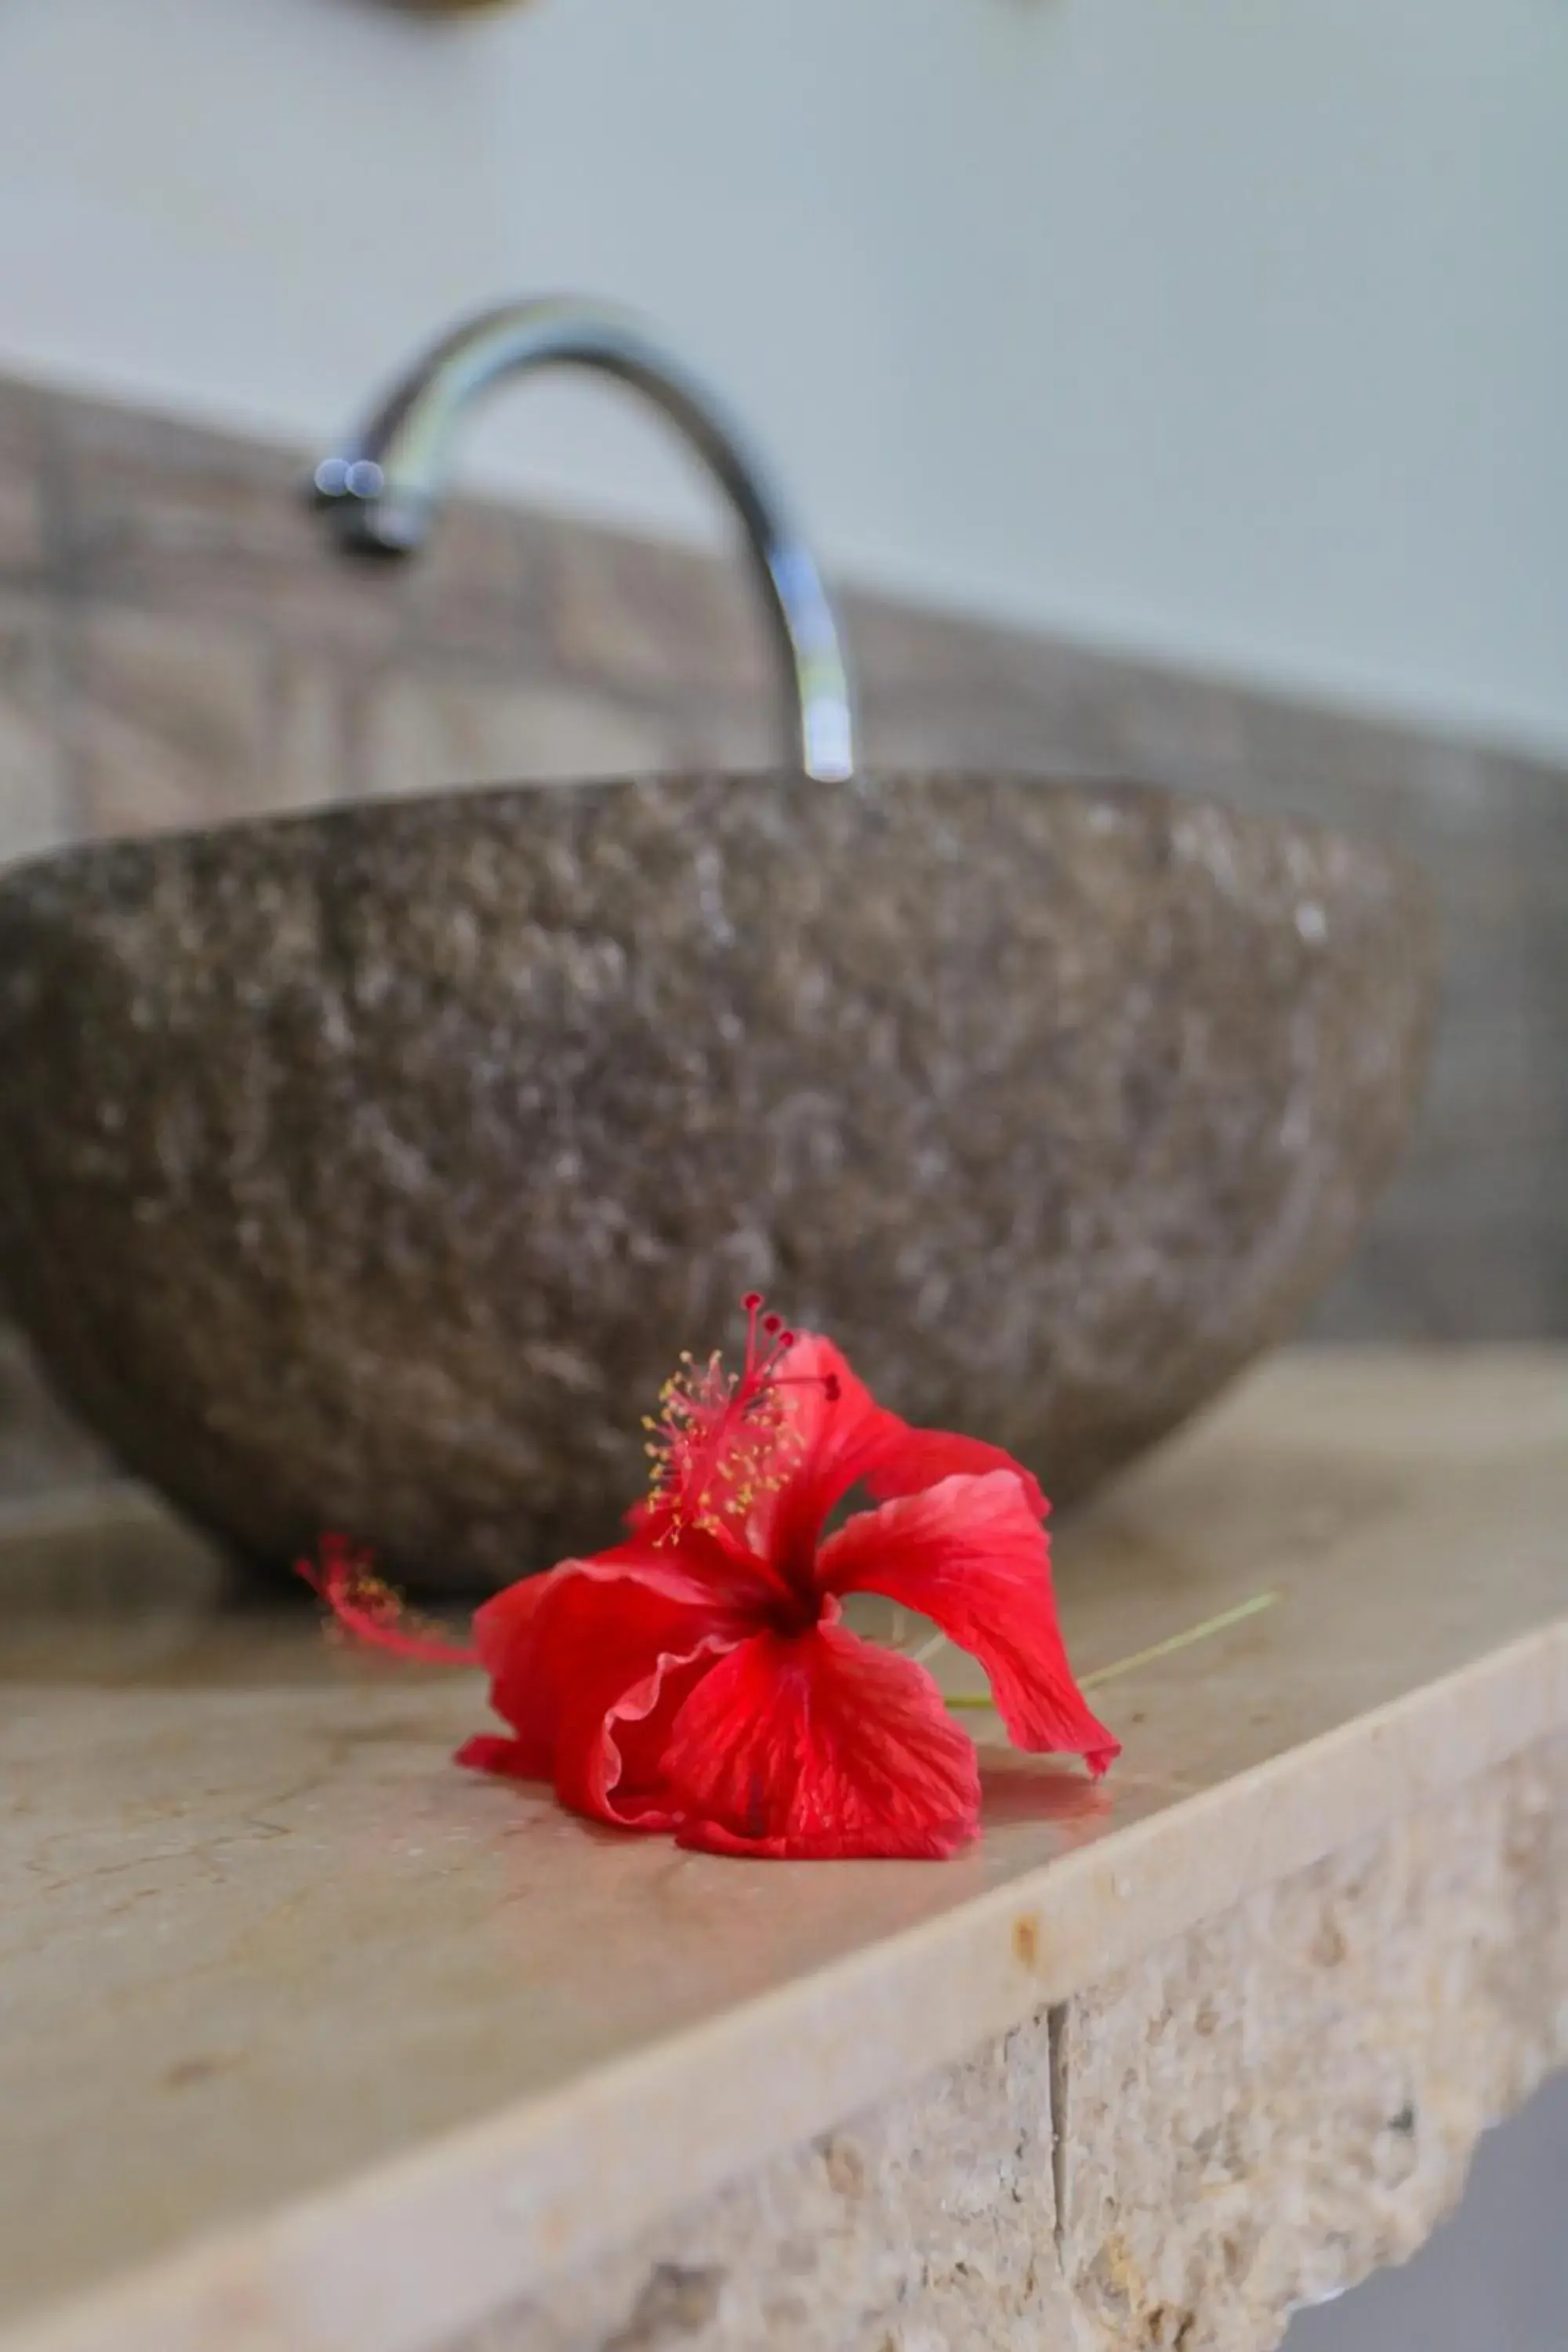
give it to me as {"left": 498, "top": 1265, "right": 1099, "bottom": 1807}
{"left": 944, "top": 1589, "right": 1283, "bottom": 1711}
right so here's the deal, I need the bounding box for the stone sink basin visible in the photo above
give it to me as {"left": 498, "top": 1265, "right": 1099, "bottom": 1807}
{"left": 0, "top": 771, "right": 1432, "bottom": 1592}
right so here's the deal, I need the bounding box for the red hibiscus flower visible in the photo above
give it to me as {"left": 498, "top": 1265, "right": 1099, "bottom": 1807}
{"left": 305, "top": 1299, "right": 1117, "bottom": 1859}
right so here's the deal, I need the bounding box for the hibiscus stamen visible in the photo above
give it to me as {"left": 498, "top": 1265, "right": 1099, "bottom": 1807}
{"left": 299, "top": 1534, "right": 478, "bottom": 1667}
{"left": 643, "top": 1293, "right": 813, "bottom": 1540}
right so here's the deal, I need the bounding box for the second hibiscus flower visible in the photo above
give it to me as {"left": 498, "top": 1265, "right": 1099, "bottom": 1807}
{"left": 307, "top": 1298, "right": 1118, "bottom": 1859}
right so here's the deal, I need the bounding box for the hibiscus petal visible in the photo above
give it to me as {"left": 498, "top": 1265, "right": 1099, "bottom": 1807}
{"left": 862, "top": 1428, "right": 1047, "bottom": 1521}
{"left": 757, "top": 1335, "right": 910, "bottom": 1561}
{"left": 817, "top": 1472, "right": 1120, "bottom": 1775}
{"left": 661, "top": 1622, "right": 982, "bottom": 1859}
{"left": 455, "top": 1734, "right": 539, "bottom": 1779}
{"left": 610, "top": 1517, "right": 793, "bottom": 1613}
{"left": 760, "top": 1336, "right": 1046, "bottom": 1563}
{"left": 466, "top": 1570, "right": 561, "bottom": 1776}
{"left": 474, "top": 1566, "right": 739, "bottom": 1830}
{"left": 470, "top": 1526, "right": 774, "bottom": 1766}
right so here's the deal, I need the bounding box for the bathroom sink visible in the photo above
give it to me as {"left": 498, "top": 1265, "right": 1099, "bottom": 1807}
{"left": 0, "top": 769, "right": 1432, "bottom": 1590}
{"left": 0, "top": 303, "right": 1438, "bottom": 1590}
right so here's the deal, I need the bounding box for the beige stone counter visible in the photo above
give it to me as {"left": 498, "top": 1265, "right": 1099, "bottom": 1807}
{"left": 2, "top": 1351, "right": 1564, "bottom": 2352}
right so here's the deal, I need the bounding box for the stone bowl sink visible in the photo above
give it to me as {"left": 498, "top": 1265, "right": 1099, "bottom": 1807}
{"left": 0, "top": 771, "right": 1432, "bottom": 1592}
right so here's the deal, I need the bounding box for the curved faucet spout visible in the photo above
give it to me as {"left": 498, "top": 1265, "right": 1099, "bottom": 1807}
{"left": 310, "top": 298, "right": 855, "bottom": 782}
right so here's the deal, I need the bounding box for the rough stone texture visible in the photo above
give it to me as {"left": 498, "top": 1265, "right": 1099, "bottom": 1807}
{"left": 0, "top": 367, "right": 1566, "bottom": 1508}
{"left": 0, "top": 774, "right": 1430, "bottom": 1587}
{"left": 449, "top": 2017, "right": 1076, "bottom": 2352}
{"left": 1057, "top": 1734, "right": 1568, "bottom": 2350}
{"left": 444, "top": 1737, "right": 1567, "bottom": 2352}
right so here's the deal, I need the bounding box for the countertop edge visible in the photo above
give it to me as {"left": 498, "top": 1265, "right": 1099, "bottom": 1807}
{"left": 9, "top": 1610, "right": 1565, "bottom": 2352}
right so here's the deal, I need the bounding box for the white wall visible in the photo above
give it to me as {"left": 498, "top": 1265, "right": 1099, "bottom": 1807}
{"left": 0, "top": 0, "right": 1564, "bottom": 755}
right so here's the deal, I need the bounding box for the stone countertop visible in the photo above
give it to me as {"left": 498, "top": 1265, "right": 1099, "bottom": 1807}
{"left": 2, "top": 1351, "right": 1564, "bottom": 2352}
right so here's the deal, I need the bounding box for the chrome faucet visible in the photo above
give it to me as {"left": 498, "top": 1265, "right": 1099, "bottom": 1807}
{"left": 310, "top": 297, "right": 855, "bottom": 781}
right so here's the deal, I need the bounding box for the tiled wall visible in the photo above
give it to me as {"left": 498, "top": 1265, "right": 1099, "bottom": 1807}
{"left": 1, "top": 368, "right": 1563, "bottom": 1494}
